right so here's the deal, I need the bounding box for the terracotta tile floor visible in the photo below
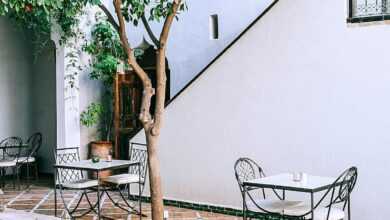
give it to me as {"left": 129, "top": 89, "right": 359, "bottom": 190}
{"left": 0, "top": 177, "right": 239, "bottom": 220}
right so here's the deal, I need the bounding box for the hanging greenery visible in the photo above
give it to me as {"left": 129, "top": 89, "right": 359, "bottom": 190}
{"left": 0, "top": 0, "right": 99, "bottom": 45}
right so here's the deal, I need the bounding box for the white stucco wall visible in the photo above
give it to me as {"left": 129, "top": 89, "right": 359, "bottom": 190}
{"left": 0, "top": 17, "right": 34, "bottom": 140}
{"left": 132, "top": 0, "right": 390, "bottom": 219}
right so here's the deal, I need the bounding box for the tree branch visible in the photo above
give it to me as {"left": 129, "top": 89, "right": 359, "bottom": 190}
{"left": 141, "top": 14, "right": 160, "bottom": 47}
{"left": 151, "top": 0, "right": 181, "bottom": 136}
{"left": 159, "top": 0, "right": 181, "bottom": 49}
{"left": 113, "top": 0, "right": 154, "bottom": 125}
{"left": 98, "top": 4, "right": 119, "bottom": 31}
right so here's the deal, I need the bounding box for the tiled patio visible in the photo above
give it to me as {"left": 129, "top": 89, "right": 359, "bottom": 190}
{"left": 0, "top": 176, "right": 238, "bottom": 220}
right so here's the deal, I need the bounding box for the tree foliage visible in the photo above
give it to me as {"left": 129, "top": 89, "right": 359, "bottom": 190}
{"left": 0, "top": 0, "right": 99, "bottom": 44}
{"left": 84, "top": 21, "right": 125, "bottom": 86}
{"left": 80, "top": 20, "right": 124, "bottom": 141}
{"left": 0, "top": 0, "right": 187, "bottom": 47}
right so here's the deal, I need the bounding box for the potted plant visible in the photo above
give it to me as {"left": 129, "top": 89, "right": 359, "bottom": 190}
{"left": 80, "top": 19, "right": 125, "bottom": 161}
{"left": 80, "top": 101, "right": 113, "bottom": 160}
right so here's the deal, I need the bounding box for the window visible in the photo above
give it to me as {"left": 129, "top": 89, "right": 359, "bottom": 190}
{"left": 348, "top": 0, "right": 390, "bottom": 23}
{"left": 209, "top": 14, "right": 219, "bottom": 40}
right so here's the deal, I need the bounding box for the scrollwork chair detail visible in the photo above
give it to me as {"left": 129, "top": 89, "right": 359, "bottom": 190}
{"left": 283, "top": 167, "right": 358, "bottom": 220}
{"left": 234, "top": 158, "right": 302, "bottom": 219}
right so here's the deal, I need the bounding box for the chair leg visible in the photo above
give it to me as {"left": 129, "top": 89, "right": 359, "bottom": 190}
{"left": 138, "top": 182, "right": 142, "bottom": 220}
{"left": 26, "top": 163, "right": 30, "bottom": 179}
{"left": 1, "top": 168, "right": 5, "bottom": 188}
{"left": 16, "top": 167, "right": 20, "bottom": 190}
{"left": 26, "top": 164, "right": 30, "bottom": 187}
{"left": 59, "top": 187, "right": 72, "bottom": 219}
{"left": 12, "top": 167, "right": 16, "bottom": 190}
{"left": 54, "top": 188, "right": 57, "bottom": 217}
{"left": 0, "top": 168, "right": 2, "bottom": 188}
{"left": 242, "top": 194, "right": 247, "bottom": 220}
{"left": 348, "top": 198, "right": 351, "bottom": 220}
{"left": 127, "top": 183, "right": 131, "bottom": 199}
{"left": 34, "top": 162, "right": 39, "bottom": 180}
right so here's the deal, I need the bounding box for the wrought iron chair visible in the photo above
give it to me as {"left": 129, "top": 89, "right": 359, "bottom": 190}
{"left": 283, "top": 167, "right": 358, "bottom": 220}
{"left": 54, "top": 147, "right": 100, "bottom": 219}
{"left": 102, "top": 142, "right": 148, "bottom": 215}
{"left": 234, "top": 158, "right": 302, "bottom": 219}
{"left": 16, "top": 132, "right": 42, "bottom": 181}
{"left": 0, "top": 137, "right": 23, "bottom": 189}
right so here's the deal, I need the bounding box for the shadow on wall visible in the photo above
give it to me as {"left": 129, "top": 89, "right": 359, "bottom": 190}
{"left": 31, "top": 40, "right": 57, "bottom": 174}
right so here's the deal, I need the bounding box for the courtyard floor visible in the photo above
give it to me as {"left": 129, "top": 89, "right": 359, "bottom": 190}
{"left": 0, "top": 176, "right": 238, "bottom": 220}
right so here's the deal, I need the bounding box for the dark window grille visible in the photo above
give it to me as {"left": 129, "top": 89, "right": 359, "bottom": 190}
{"left": 348, "top": 0, "right": 390, "bottom": 22}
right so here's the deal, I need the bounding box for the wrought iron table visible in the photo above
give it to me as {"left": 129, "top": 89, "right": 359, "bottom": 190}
{"left": 53, "top": 159, "right": 141, "bottom": 220}
{"left": 243, "top": 173, "right": 338, "bottom": 219}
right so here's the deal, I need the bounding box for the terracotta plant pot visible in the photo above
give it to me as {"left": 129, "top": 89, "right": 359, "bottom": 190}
{"left": 89, "top": 141, "right": 113, "bottom": 179}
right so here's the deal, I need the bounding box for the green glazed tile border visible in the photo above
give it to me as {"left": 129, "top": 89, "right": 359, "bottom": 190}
{"left": 129, "top": 195, "right": 300, "bottom": 219}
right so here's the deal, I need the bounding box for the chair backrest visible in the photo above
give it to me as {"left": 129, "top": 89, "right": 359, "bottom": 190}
{"left": 26, "top": 132, "right": 42, "bottom": 157}
{"left": 234, "top": 157, "right": 266, "bottom": 194}
{"left": 0, "top": 137, "right": 23, "bottom": 160}
{"left": 129, "top": 142, "right": 148, "bottom": 180}
{"left": 55, "top": 147, "right": 83, "bottom": 184}
{"left": 234, "top": 158, "right": 288, "bottom": 214}
{"left": 333, "top": 166, "right": 358, "bottom": 205}
{"left": 290, "top": 167, "right": 358, "bottom": 219}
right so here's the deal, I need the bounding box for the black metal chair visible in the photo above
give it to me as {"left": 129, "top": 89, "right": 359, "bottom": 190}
{"left": 17, "top": 132, "right": 42, "bottom": 181}
{"left": 54, "top": 147, "right": 100, "bottom": 219}
{"left": 0, "top": 137, "right": 23, "bottom": 189}
{"left": 102, "top": 142, "right": 148, "bottom": 216}
{"left": 283, "top": 167, "right": 358, "bottom": 220}
{"left": 234, "top": 158, "right": 302, "bottom": 219}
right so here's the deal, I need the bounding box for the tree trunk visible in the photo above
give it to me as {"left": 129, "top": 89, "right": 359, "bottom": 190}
{"left": 145, "top": 129, "right": 164, "bottom": 220}
{"left": 145, "top": 46, "right": 168, "bottom": 220}
{"left": 111, "top": 0, "right": 181, "bottom": 219}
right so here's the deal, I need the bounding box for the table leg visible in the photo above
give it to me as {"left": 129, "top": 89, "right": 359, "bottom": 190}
{"left": 311, "top": 192, "right": 314, "bottom": 219}
{"left": 97, "top": 171, "right": 101, "bottom": 220}
{"left": 282, "top": 190, "right": 285, "bottom": 200}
